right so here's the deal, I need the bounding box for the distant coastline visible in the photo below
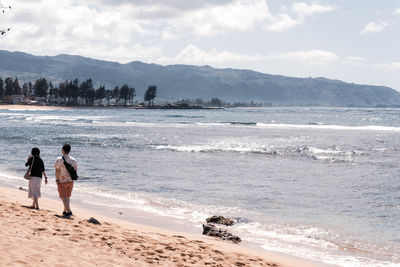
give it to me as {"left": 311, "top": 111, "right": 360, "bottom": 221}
{"left": 2, "top": 50, "right": 400, "bottom": 107}
{"left": 2, "top": 103, "right": 400, "bottom": 111}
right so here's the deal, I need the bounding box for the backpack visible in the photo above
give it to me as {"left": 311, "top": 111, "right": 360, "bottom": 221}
{"left": 62, "top": 156, "right": 78, "bottom": 181}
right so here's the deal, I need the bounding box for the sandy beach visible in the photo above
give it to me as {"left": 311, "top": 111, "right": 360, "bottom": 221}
{"left": 0, "top": 104, "right": 68, "bottom": 110}
{"left": 0, "top": 184, "right": 316, "bottom": 267}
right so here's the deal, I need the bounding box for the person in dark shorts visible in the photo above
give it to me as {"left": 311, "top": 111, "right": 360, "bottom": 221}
{"left": 54, "top": 144, "right": 77, "bottom": 217}
{"left": 25, "top": 147, "right": 48, "bottom": 209}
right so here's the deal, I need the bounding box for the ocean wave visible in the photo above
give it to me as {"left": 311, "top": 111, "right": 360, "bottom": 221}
{"left": 0, "top": 172, "right": 21, "bottom": 182}
{"left": 256, "top": 123, "right": 400, "bottom": 132}
{"left": 125, "top": 121, "right": 158, "bottom": 127}
{"left": 164, "top": 114, "right": 206, "bottom": 119}
{"left": 195, "top": 121, "right": 400, "bottom": 132}
{"left": 196, "top": 121, "right": 257, "bottom": 126}
{"left": 4, "top": 110, "right": 399, "bottom": 132}
{"left": 0, "top": 113, "right": 109, "bottom": 125}
{"left": 232, "top": 222, "right": 397, "bottom": 267}
{"left": 152, "top": 143, "right": 367, "bottom": 163}
{"left": 297, "top": 145, "right": 368, "bottom": 163}
{"left": 71, "top": 184, "right": 238, "bottom": 224}
{"left": 152, "top": 143, "right": 279, "bottom": 156}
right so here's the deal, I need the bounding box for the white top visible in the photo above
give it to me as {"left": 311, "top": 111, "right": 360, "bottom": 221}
{"left": 54, "top": 154, "right": 77, "bottom": 183}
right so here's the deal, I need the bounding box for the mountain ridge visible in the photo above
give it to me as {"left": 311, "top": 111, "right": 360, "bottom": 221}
{"left": 1, "top": 50, "right": 400, "bottom": 107}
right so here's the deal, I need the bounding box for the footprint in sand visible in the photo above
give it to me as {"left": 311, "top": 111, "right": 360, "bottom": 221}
{"left": 13, "top": 260, "right": 28, "bottom": 265}
{"left": 172, "top": 235, "right": 186, "bottom": 239}
{"left": 213, "top": 250, "right": 223, "bottom": 255}
{"left": 125, "top": 239, "right": 139, "bottom": 243}
{"left": 69, "top": 237, "right": 79, "bottom": 242}
{"left": 212, "top": 257, "right": 224, "bottom": 262}
{"left": 164, "top": 245, "right": 177, "bottom": 251}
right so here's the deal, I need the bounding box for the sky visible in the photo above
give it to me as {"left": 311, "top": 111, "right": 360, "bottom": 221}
{"left": 1, "top": 0, "right": 400, "bottom": 91}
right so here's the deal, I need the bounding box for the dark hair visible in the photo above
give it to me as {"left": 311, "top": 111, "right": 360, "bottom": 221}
{"left": 31, "top": 147, "right": 40, "bottom": 157}
{"left": 62, "top": 144, "right": 71, "bottom": 154}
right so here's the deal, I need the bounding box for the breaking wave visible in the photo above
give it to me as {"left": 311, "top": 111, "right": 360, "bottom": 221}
{"left": 152, "top": 142, "right": 368, "bottom": 163}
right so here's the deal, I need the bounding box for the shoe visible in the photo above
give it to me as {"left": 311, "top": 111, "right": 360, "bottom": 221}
{"left": 62, "top": 211, "right": 67, "bottom": 215}
{"left": 65, "top": 212, "right": 73, "bottom": 217}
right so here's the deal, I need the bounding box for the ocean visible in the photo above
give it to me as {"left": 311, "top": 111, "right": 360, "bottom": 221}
{"left": 0, "top": 106, "right": 399, "bottom": 266}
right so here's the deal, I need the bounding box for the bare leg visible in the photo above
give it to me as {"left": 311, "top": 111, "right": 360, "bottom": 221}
{"left": 61, "top": 197, "right": 71, "bottom": 213}
{"left": 33, "top": 197, "right": 39, "bottom": 209}
{"left": 64, "top": 197, "right": 71, "bottom": 213}
{"left": 61, "top": 197, "right": 68, "bottom": 212}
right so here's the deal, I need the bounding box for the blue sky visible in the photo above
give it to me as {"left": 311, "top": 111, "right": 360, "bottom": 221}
{"left": 1, "top": 0, "right": 400, "bottom": 91}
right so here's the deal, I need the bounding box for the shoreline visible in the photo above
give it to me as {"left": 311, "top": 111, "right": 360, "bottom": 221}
{"left": 1, "top": 104, "right": 400, "bottom": 111}
{"left": 0, "top": 104, "right": 222, "bottom": 110}
{"left": 0, "top": 183, "right": 318, "bottom": 266}
{"left": 0, "top": 104, "right": 71, "bottom": 110}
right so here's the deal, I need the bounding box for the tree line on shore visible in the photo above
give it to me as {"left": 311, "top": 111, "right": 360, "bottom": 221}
{"left": 172, "top": 98, "right": 266, "bottom": 108}
{"left": 0, "top": 76, "right": 268, "bottom": 108}
{"left": 0, "top": 76, "right": 158, "bottom": 107}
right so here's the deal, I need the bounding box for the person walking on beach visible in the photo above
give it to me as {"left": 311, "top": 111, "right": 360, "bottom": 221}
{"left": 54, "top": 144, "right": 77, "bottom": 217}
{"left": 25, "top": 147, "right": 48, "bottom": 210}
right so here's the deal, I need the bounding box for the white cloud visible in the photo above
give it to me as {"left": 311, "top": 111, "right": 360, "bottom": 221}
{"left": 160, "top": 45, "right": 340, "bottom": 67}
{"left": 173, "top": 0, "right": 270, "bottom": 36}
{"left": 376, "top": 62, "right": 400, "bottom": 71}
{"left": 159, "top": 44, "right": 264, "bottom": 64}
{"left": 346, "top": 56, "right": 366, "bottom": 61}
{"left": 1, "top": 0, "right": 164, "bottom": 60}
{"left": 291, "top": 1, "right": 335, "bottom": 16}
{"left": 172, "top": 0, "right": 335, "bottom": 35}
{"left": 1, "top": 0, "right": 338, "bottom": 66}
{"left": 273, "top": 50, "right": 339, "bottom": 65}
{"left": 264, "top": 13, "right": 301, "bottom": 32}
{"left": 93, "top": 0, "right": 335, "bottom": 37}
{"left": 395, "top": 8, "right": 400, "bottom": 14}
{"left": 342, "top": 56, "right": 367, "bottom": 66}
{"left": 264, "top": 1, "right": 335, "bottom": 32}
{"left": 361, "top": 21, "right": 388, "bottom": 35}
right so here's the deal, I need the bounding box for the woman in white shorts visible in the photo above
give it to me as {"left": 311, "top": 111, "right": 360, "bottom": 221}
{"left": 25, "top": 147, "right": 48, "bottom": 209}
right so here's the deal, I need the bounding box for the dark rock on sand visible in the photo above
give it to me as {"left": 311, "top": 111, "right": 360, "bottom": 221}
{"left": 88, "top": 217, "right": 101, "bottom": 225}
{"left": 206, "top": 216, "right": 234, "bottom": 226}
{"left": 202, "top": 223, "right": 241, "bottom": 243}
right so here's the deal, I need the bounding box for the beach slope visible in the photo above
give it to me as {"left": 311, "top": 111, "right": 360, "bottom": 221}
{"left": 0, "top": 185, "right": 316, "bottom": 266}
